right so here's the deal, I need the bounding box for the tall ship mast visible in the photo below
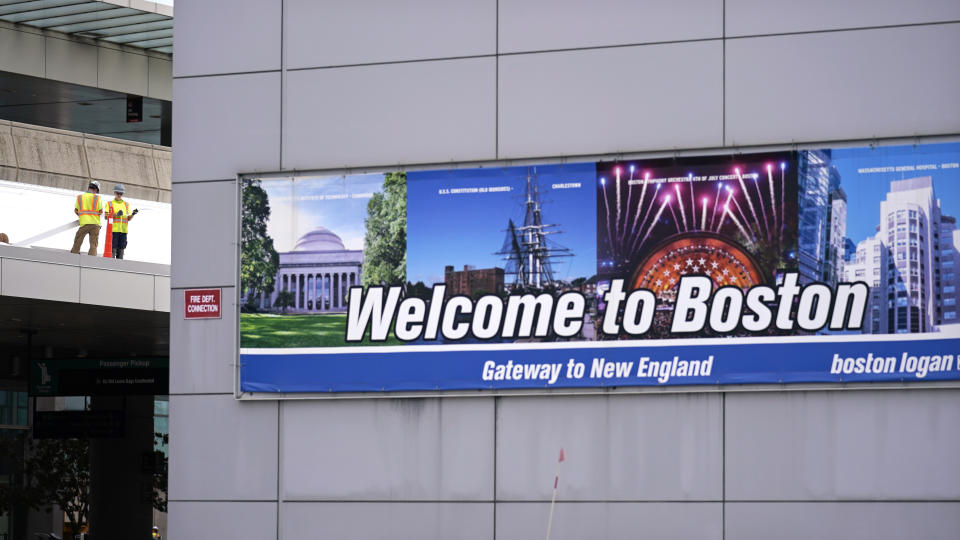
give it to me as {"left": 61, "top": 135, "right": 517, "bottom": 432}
{"left": 496, "top": 168, "right": 573, "bottom": 290}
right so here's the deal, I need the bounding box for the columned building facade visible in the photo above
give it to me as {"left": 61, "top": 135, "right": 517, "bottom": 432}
{"left": 263, "top": 227, "right": 363, "bottom": 313}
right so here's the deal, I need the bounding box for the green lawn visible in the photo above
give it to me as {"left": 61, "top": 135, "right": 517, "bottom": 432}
{"left": 241, "top": 313, "right": 401, "bottom": 348}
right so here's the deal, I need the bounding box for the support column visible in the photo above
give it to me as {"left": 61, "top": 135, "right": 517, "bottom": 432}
{"left": 307, "top": 274, "right": 313, "bottom": 310}
{"left": 297, "top": 273, "right": 303, "bottom": 310}
{"left": 348, "top": 272, "right": 355, "bottom": 305}
{"left": 334, "top": 273, "right": 340, "bottom": 310}
{"left": 292, "top": 273, "right": 298, "bottom": 310}
{"left": 89, "top": 395, "right": 154, "bottom": 540}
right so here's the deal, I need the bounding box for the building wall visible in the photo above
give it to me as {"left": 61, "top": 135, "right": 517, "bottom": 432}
{"left": 445, "top": 265, "right": 505, "bottom": 298}
{"left": 170, "top": 2, "right": 960, "bottom": 539}
{"left": 0, "top": 20, "right": 172, "bottom": 102}
{"left": 940, "top": 218, "right": 960, "bottom": 325}
{"left": 845, "top": 236, "right": 888, "bottom": 334}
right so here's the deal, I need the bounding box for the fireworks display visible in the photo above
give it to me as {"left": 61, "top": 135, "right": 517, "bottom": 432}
{"left": 597, "top": 153, "right": 798, "bottom": 287}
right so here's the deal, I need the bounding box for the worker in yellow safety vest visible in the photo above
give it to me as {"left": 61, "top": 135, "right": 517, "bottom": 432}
{"left": 70, "top": 181, "right": 104, "bottom": 255}
{"left": 106, "top": 183, "right": 138, "bottom": 259}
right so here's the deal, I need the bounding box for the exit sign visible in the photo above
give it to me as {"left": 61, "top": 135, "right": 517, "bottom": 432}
{"left": 184, "top": 288, "right": 221, "bottom": 319}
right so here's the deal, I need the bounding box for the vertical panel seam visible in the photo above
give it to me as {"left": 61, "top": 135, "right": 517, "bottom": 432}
{"left": 722, "top": 0, "right": 726, "bottom": 147}
{"left": 279, "top": 0, "right": 286, "bottom": 170}
{"left": 722, "top": 392, "right": 726, "bottom": 540}
{"left": 493, "top": 395, "right": 498, "bottom": 540}
{"left": 277, "top": 400, "right": 282, "bottom": 540}
{"left": 495, "top": 0, "right": 499, "bottom": 160}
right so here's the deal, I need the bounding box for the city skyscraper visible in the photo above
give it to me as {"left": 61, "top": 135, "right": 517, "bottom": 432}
{"left": 844, "top": 177, "right": 960, "bottom": 333}
{"left": 798, "top": 150, "right": 845, "bottom": 285}
{"left": 845, "top": 236, "right": 888, "bottom": 333}
{"left": 827, "top": 185, "right": 847, "bottom": 286}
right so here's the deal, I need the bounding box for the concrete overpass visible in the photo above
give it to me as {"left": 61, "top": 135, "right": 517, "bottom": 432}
{"left": 0, "top": 119, "right": 171, "bottom": 202}
{"left": 0, "top": 244, "right": 169, "bottom": 360}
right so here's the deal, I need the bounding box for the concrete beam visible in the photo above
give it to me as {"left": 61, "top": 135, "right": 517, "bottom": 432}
{"left": 0, "top": 120, "right": 171, "bottom": 202}
{"left": 0, "top": 244, "right": 170, "bottom": 312}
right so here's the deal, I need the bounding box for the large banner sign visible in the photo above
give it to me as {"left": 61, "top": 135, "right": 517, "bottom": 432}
{"left": 239, "top": 142, "right": 960, "bottom": 394}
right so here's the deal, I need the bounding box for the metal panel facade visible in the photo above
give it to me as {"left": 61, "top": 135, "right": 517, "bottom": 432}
{"left": 171, "top": 0, "right": 960, "bottom": 537}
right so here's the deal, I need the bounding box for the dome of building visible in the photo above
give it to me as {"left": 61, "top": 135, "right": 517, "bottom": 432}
{"left": 293, "top": 227, "right": 346, "bottom": 251}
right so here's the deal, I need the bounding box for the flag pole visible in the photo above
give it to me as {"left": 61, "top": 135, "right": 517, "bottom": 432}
{"left": 545, "top": 448, "right": 565, "bottom": 540}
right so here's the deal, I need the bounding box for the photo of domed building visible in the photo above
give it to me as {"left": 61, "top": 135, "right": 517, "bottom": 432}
{"left": 264, "top": 226, "right": 363, "bottom": 313}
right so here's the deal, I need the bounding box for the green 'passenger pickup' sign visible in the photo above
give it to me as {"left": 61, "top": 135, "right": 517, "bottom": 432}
{"left": 29, "top": 357, "right": 169, "bottom": 397}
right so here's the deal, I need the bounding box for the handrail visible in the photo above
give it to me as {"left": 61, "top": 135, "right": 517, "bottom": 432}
{"left": 12, "top": 220, "right": 80, "bottom": 247}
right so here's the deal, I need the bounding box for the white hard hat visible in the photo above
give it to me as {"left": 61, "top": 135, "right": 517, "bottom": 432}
{"left": 89, "top": 180, "right": 101, "bottom": 191}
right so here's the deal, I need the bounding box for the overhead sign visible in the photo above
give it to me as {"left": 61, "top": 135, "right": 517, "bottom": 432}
{"left": 184, "top": 288, "right": 221, "bottom": 319}
{"left": 239, "top": 142, "right": 960, "bottom": 395}
{"left": 126, "top": 94, "right": 142, "bottom": 123}
{"left": 30, "top": 357, "right": 169, "bottom": 397}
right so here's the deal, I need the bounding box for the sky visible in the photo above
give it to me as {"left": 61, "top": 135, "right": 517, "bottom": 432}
{"left": 833, "top": 142, "right": 960, "bottom": 244}
{"left": 260, "top": 173, "right": 385, "bottom": 253}
{"left": 406, "top": 162, "right": 597, "bottom": 285}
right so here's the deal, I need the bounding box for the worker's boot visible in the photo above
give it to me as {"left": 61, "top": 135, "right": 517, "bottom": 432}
{"left": 116, "top": 248, "right": 124, "bottom": 260}
{"left": 112, "top": 248, "right": 118, "bottom": 258}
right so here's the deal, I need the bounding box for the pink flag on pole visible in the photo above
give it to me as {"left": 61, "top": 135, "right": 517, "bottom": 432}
{"left": 558, "top": 448, "right": 565, "bottom": 463}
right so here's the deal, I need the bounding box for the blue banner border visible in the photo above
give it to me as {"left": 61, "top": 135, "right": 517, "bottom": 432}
{"left": 240, "top": 337, "right": 960, "bottom": 394}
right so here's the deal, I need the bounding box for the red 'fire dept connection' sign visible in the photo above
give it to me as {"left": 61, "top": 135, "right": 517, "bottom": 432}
{"left": 184, "top": 288, "right": 221, "bottom": 319}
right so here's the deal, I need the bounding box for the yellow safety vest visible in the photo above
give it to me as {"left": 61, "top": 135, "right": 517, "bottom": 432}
{"left": 108, "top": 199, "right": 131, "bottom": 233}
{"left": 75, "top": 193, "right": 103, "bottom": 226}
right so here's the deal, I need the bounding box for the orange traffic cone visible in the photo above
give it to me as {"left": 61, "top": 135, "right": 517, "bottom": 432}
{"left": 102, "top": 215, "right": 113, "bottom": 257}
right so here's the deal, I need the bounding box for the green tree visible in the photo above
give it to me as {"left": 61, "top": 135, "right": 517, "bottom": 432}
{"left": 0, "top": 434, "right": 90, "bottom": 537}
{"left": 471, "top": 288, "right": 490, "bottom": 300}
{"left": 406, "top": 281, "right": 432, "bottom": 300}
{"left": 241, "top": 180, "right": 280, "bottom": 311}
{"left": 152, "top": 433, "right": 168, "bottom": 513}
{"left": 362, "top": 172, "right": 407, "bottom": 288}
{"left": 274, "top": 291, "right": 295, "bottom": 314}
